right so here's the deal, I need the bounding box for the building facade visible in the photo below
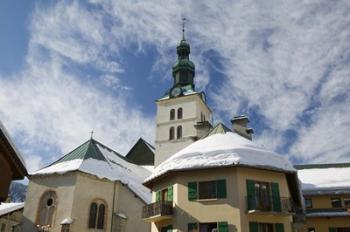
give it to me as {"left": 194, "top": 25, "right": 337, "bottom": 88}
{"left": 297, "top": 164, "right": 350, "bottom": 232}
{"left": 144, "top": 124, "right": 303, "bottom": 232}
{"left": 0, "top": 202, "right": 24, "bottom": 232}
{"left": 22, "top": 139, "right": 151, "bottom": 232}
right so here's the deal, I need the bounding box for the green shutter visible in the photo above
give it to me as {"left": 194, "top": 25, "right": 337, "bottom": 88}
{"left": 188, "top": 182, "right": 197, "bottom": 201}
{"left": 275, "top": 223, "right": 284, "bottom": 232}
{"left": 156, "top": 191, "right": 160, "bottom": 202}
{"left": 217, "top": 179, "right": 227, "bottom": 198}
{"left": 246, "top": 180, "right": 256, "bottom": 210}
{"left": 271, "top": 182, "right": 282, "bottom": 212}
{"left": 249, "top": 222, "right": 258, "bottom": 232}
{"left": 167, "top": 186, "right": 173, "bottom": 201}
{"left": 329, "top": 228, "right": 337, "bottom": 232}
{"left": 188, "top": 223, "right": 198, "bottom": 231}
{"left": 167, "top": 225, "right": 173, "bottom": 232}
{"left": 218, "top": 221, "right": 228, "bottom": 232}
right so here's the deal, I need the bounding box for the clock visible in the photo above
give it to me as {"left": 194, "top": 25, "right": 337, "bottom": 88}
{"left": 171, "top": 87, "right": 182, "bottom": 97}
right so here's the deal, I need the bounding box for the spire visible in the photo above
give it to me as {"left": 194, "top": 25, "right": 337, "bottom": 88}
{"left": 172, "top": 18, "right": 195, "bottom": 89}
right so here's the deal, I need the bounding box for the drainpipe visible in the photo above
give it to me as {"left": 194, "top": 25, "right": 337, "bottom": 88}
{"left": 111, "top": 181, "right": 117, "bottom": 232}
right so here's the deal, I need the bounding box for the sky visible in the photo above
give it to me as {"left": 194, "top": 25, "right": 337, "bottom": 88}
{"left": 0, "top": 0, "right": 350, "bottom": 173}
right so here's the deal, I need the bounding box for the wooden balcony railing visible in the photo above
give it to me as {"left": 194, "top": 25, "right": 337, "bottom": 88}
{"left": 142, "top": 201, "right": 173, "bottom": 220}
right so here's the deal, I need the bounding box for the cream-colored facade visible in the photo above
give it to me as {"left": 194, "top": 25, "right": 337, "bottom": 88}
{"left": 22, "top": 171, "right": 150, "bottom": 232}
{"left": 143, "top": 166, "right": 300, "bottom": 232}
{"left": 155, "top": 93, "right": 211, "bottom": 166}
{"left": 302, "top": 194, "right": 350, "bottom": 232}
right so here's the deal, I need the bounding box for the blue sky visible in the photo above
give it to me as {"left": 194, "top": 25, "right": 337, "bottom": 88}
{"left": 1, "top": 0, "right": 350, "bottom": 172}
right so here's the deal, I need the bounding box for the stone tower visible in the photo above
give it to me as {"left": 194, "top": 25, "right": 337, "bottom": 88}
{"left": 154, "top": 31, "right": 212, "bottom": 166}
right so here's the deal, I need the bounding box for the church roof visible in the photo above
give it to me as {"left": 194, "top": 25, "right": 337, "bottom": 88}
{"left": 32, "top": 139, "right": 151, "bottom": 203}
{"left": 144, "top": 130, "right": 296, "bottom": 185}
{"left": 125, "top": 138, "right": 155, "bottom": 166}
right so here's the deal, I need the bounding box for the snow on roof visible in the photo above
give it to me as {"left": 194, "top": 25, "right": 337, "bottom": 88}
{"left": 32, "top": 140, "right": 151, "bottom": 203}
{"left": 0, "top": 121, "right": 26, "bottom": 169}
{"left": 0, "top": 202, "right": 24, "bottom": 216}
{"left": 60, "top": 217, "right": 74, "bottom": 225}
{"left": 297, "top": 166, "right": 350, "bottom": 191}
{"left": 145, "top": 132, "right": 295, "bottom": 184}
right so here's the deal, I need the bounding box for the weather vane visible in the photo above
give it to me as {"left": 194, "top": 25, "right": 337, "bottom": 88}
{"left": 182, "top": 17, "right": 186, "bottom": 40}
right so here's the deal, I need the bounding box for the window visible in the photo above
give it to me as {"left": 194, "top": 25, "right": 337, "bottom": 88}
{"left": 169, "top": 127, "right": 175, "bottom": 140}
{"left": 188, "top": 222, "right": 228, "bottom": 232}
{"left": 305, "top": 198, "right": 313, "bottom": 208}
{"left": 61, "top": 224, "right": 70, "bottom": 232}
{"left": 156, "top": 186, "right": 173, "bottom": 202}
{"left": 258, "top": 223, "right": 274, "bottom": 232}
{"left": 37, "top": 191, "right": 57, "bottom": 227}
{"left": 89, "top": 201, "right": 107, "bottom": 229}
{"left": 331, "top": 197, "right": 342, "bottom": 208}
{"left": 344, "top": 197, "right": 350, "bottom": 208}
{"left": 188, "top": 180, "right": 226, "bottom": 201}
{"left": 254, "top": 182, "right": 271, "bottom": 210}
{"left": 170, "top": 109, "right": 175, "bottom": 120}
{"left": 177, "top": 108, "right": 183, "bottom": 119}
{"left": 177, "top": 126, "right": 182, "bottom": 139}
{"left": 199, "top": 181, "right": 217, "bottom": 199}
{"left": 308, "top": 228, "right": 316, "bottom": 232}
{"left": 161, "top": 225, "right": 173, "bottom": 232}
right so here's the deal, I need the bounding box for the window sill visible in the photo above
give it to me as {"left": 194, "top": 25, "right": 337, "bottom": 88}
{"left": 196, "top": 198, "right": 218, "bottom": 202}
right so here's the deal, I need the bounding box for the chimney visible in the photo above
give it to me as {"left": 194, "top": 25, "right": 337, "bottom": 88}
{"left": 231, "top": 115, "right": 254, "bottom": 140}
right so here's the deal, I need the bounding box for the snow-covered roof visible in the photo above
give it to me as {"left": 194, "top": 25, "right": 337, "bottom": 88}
{"left": 32, "top": 139, "right": 151, "bottom": 203}
{"left": 296, "top": 164, "right": 350, "bottom": 193}
{"left": 145, "top": 131, "right": 295, "bottom": 184}
{"left": 60, "top": 217, "right": 74, "bottom": 225}
{"left": 0, "top": 202, "right": 24, "bottom": 216}
{"left": 0, "top": 121, "right": 27, "bottom": 170}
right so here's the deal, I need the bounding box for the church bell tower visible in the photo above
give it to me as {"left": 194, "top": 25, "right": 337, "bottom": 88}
{"left": 154, "top": 21, "right": 212, "bottom": 166}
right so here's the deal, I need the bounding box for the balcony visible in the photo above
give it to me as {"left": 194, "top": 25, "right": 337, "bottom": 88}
{"left": 306, "top": 208, "right": 350, "bottom": 217}
{"left": 246, "top": 196, "right": 294, "bottom": 216}
{"left": 142, "top": 201, "right": 173, "bottom": 222}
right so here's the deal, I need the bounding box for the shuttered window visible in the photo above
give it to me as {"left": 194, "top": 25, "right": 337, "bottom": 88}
{"left": 217, "top": 179, "right": 227, "bottom": 198}
{"left": 188, "top": 223, "right": 197, "bottom": 232}
{"left": 275, "top": 223, "right": 284, "bottom": 232}
{"left": 246, "top": 180, "right": 256, "bottom": 210}
{"left": 167, "top": 186, "right": 173, "bottom": 201}
{"left": 249, "top": 222, "right": 258, "bottom": 232}
{"left": 271, "top": 182, "right": 281, "bottom": 212}
{"left": 188, "top": 182, "right": 197, "bottom": 200}
{"left": 218, "top": 221, "right": 228, "bottom": 232}
{"left": 156, "top": 191, "right": 161, "bottom": 202}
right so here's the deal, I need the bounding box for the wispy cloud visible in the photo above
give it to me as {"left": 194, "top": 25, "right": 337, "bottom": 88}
{"left": 0, "top": 0, "right": 349, "bottom": 170}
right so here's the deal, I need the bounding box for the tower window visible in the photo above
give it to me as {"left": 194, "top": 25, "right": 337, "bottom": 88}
{"left": 170, "top": 109, "right": 175, "bottom": 120}
{"left": 37, "top": 191, "right": 57, "bottom": 227}
{"left": 177, "top": 126, "right": 182, "bottom": 139}
{"left": 169, "top": 127, "right": 175, "bottom": 140}
{"left": 177, "top": 108, "right": 183, "bottom": 119}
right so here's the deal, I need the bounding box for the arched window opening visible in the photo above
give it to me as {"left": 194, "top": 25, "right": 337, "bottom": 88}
{"left": 97, "top": 204, "right": 105, "bottom": 229}
{"left": 169, "top": 127, "right": 175, "bottom": 140}
{"left": 37, "top": 191, "right": 57, "bottom": 227}
{"left": 177, "top": 108, "right": 183, "bottom": 119}
{"left": 177, "top": 126, "right": 182, "bottom": 139}
{"left": 88, "top": 203, "right": 97, "bottom": 228}
{"left": 170, "top": 109, "right": 175, "bottom": 120}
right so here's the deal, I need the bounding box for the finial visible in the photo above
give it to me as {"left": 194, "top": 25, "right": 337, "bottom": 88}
{"left": 182, "top": 17, "right": 186, "bottom": 40}
{"left": 90, "top": 130, "right": 94, "bottom": 139}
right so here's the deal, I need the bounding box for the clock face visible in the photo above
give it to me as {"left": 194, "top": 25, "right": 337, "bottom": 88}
{"left": 171, "top": 87, "right": 182, "bottom": 97}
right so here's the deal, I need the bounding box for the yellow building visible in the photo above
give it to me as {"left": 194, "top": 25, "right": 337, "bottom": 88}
{"left": 143, "top": 124, "right": 303, "bottom": 232}
{"left": 296, "top": 164, "right": 350, "bottom": 232}
{"left": 22, "top": 138, "right": 151, "bottom": 232}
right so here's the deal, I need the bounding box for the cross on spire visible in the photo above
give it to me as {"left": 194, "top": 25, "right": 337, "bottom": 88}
{"left": 182, "top": 17, "right": 186, "bottom": 40}
{"left": 90, "top": 130, "right": 94, "bottom": 139}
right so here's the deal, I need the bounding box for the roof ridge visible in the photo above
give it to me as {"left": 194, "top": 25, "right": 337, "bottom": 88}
{"left": 295, "top": 162, "right": 350, "bottom": 169}
{"left": 92, "top": 139, "right": 132, "bottom": 162}
{"left": 201, "top": 122, "right": 231, "bottom": 139}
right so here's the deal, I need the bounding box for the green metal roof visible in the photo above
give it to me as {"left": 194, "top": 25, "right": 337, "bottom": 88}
{"left": 50, "top": 139, "right": 107, "bottom": 165}
{"left": 201, "top": 123, "right": 231, "bottom": 139}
